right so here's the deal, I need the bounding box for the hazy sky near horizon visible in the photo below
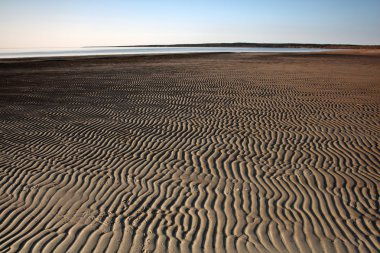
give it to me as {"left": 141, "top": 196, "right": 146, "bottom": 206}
{"left": 0, "top": 0, "right": 379, "bottom": 48}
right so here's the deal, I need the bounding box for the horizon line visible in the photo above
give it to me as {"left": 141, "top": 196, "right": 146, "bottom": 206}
{"left": 1, "top": 42, "right": 380, "bottom": 50}
{"left": 83, "top": 42, "right": 380, "bottom": 49}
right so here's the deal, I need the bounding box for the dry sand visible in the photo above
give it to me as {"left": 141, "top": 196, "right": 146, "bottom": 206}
{"left": 0, "top": 52, "right": 379, "bottom": 253}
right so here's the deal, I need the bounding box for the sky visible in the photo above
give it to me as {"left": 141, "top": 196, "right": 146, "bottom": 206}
{"left": 0, "top": 0, "right": 379, "bottom": 48}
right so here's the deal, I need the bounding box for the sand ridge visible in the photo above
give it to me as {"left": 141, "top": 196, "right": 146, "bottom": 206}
{"left": 0, "top": 52, "right": 379, "bottom": 252}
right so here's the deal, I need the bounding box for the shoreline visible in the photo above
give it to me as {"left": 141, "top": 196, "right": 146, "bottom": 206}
{"left": 2, "top": 49, "right": 380, "bottom": 63}
{"left": 0, "top": 47, "right": 336, "bottom": 61}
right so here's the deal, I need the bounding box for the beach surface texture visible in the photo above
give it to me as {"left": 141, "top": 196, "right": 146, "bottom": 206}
{"left": 0, "top": 52, "right": 379, "bottom": 253}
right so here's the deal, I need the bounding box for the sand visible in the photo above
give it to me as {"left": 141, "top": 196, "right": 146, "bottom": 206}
{"left": 0, "top": 52, "right": 379, "bottom": 253}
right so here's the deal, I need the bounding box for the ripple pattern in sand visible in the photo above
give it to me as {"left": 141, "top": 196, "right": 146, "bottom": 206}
{"left": 0, "top": 54, "right": 379, "bottom": 253}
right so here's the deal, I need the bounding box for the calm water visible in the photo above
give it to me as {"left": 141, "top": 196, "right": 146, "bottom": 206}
{"left": 0, "top": 47, "right": 332, "bottom": 59}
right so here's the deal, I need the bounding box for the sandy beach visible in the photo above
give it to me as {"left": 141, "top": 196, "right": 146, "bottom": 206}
{"left": 0, "top": 52, "right": 379, "bottom": 253}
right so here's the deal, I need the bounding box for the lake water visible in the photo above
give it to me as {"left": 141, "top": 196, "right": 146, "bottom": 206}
{"left": 0, "top": 47, "right": 332, "bottom": 59}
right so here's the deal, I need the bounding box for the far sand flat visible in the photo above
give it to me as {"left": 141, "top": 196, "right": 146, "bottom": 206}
{"left": 0, "top": 52, "right": 379, "bottom": 253}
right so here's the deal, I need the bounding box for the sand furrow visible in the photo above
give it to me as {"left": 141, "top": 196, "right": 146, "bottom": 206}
{"left": 0, "top": 53, "right": 379, "bottom": 252}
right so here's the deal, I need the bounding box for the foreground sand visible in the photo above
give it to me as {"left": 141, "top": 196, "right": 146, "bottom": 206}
{"left": 0, "top": 52, "right": 379, "bottom": 253}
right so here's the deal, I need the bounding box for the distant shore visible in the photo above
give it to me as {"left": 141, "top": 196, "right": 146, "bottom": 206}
{"left": 85, "top": 42, "right": 380, "bottom": 49}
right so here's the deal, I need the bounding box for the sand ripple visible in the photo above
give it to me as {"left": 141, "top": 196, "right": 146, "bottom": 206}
{"left": 0, "top": 53, "right": 379, "bottom": 252}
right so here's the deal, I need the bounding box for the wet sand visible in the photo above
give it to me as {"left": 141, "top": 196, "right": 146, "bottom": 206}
{"left": 0, "top": 52, "right": 379, "bottom": 253}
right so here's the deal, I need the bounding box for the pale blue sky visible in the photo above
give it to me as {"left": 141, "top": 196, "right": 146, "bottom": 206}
{"left": 0, "top": 0, "right": 379, "bottom": 48}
